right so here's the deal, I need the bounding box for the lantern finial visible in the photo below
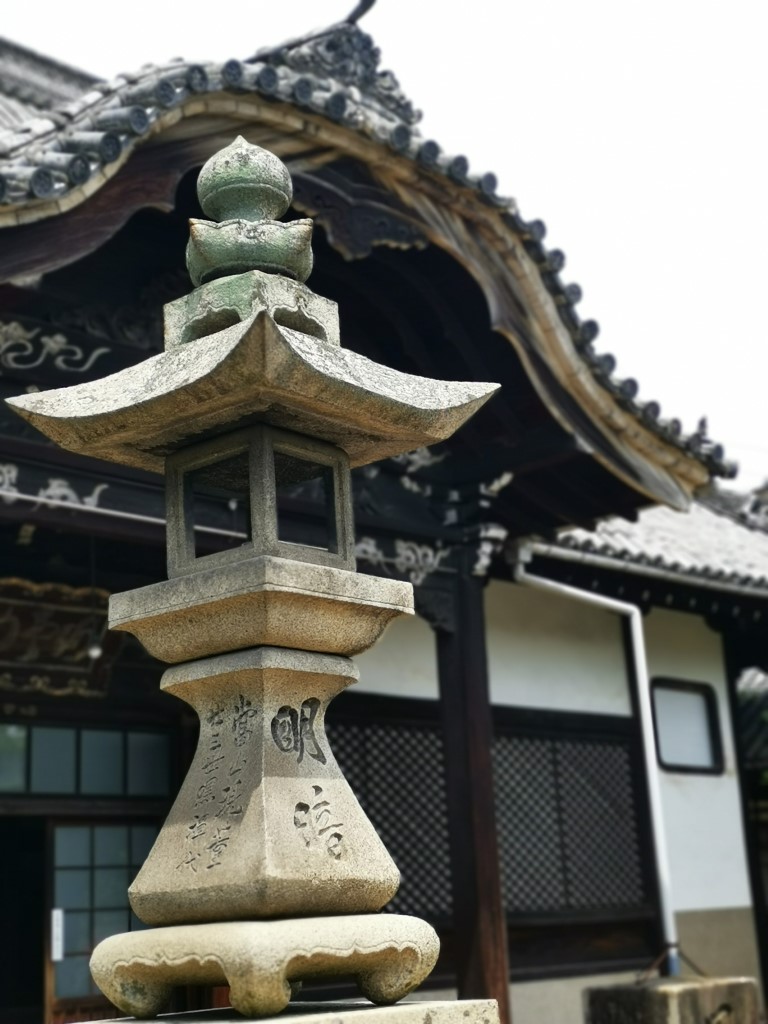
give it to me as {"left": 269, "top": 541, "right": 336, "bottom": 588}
{"left": 186, "top": 135, "right": 313, "bottom": 286}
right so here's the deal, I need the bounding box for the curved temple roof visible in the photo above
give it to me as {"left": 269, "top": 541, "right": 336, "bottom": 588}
{"left": 0, "top": 21, "right": 735, "bottom": 513}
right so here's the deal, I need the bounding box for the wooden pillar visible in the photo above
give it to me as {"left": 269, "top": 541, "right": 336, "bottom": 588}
{"left": 721, "top": 626, "right": 768, "bottom": 998}
{"left": 423, "top": 551, "right": 511, "bottom": 1024}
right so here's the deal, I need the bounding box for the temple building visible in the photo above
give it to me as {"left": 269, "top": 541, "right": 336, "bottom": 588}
{"left": 0, "top": 20, "right": 763, "bottom": 1024}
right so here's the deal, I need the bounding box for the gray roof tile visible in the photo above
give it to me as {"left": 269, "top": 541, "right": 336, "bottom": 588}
{"left": 558, "top": 498, "right": 768, "bottom": 592}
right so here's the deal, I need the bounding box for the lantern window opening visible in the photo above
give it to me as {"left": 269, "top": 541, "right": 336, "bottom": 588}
{"left": 188, "top": 449, "right": 253, "bottom": 559}
{"left": 273, "top": 443, "right": 339, "bottom": 555}
{"left": 165, "top": 424, "right": 354, "bottom": 578}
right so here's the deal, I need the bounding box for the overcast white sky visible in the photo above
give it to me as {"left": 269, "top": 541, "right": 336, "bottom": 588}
{"left": 5, "top": 1, "right": 767, "bottom": 489}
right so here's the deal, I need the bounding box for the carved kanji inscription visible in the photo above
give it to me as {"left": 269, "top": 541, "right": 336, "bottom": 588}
{"left": 294, "top": 784, "right": 344, "bottom": 859}
{"left": 271, "top": 697, "right": 326, "bottom": 764}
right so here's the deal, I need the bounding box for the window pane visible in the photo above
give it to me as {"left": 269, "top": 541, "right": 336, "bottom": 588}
{"left": 0, "top": 724, "right": 26, "bottom": 792}
{"left": 55, "top": 827, "right": 90, "bottom": 868}
{"left": 81, "top": 730, "right": 124, "bottom": 795}
{"left": 94, "top": 826, "right": 129, "bottom": 866}
{"left": 63, "top": 910, "right": 90, "bottom": 955}
{"left": 54, "top": 954, "right": 91, "bottom": 999}
{"left": 55, "top": 869, "right": 90, "bottom": 910}
{"left": 130, "top": 911, "right": 150, "bottom": 931}
{"left": 131, "top": 825, "right": 157, "bottom": 866}
{"left": 93, "top": 909, "right": 128, "bottom": 944}
{"left": 30, "top": 727, "right": 76, "bottom": 793}
{"left": 93, "top": 867, "right": 128, "bottom": 908}
{"left": 127, "top": 733, "right": 169, "bottom": 796}
{"left": 654, "top": 686, "right": 716, "bottom": 769}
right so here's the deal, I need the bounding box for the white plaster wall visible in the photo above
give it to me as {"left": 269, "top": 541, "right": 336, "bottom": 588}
{"left": 485, "top": 579, "right": 631, "bottom": 715}
{"left": 354, "top": 611, "right": 439, "bottom": 699}
{"left": 644, "top": 607, "right": 751, "bottom": 912}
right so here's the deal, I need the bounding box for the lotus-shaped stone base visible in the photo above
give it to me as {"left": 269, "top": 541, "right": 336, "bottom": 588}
{"left": 187, "top": 217, "right": 314, "bottom": 285}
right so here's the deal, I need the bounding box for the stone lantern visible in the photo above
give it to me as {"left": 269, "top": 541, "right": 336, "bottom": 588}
{"left": 7, "top": 137, "right": 500, "bottom": 1023}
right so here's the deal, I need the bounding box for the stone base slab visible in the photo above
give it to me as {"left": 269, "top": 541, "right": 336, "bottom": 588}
{"left": 95, "top": 998, "right": 499, "bottom": 1024}
{"left": 587, "top": 977, "right": 759, "bottom": 1024}
{"left": 90, "top": 915, "right": 440, "bottom": 1019}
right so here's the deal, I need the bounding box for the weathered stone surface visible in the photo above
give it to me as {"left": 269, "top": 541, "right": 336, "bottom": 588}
{"left": 94, "top": 1002, "right": 497, "bottom": 1024}
{"left": 130, "top": 647, "right": 399, "bottom": 926}
{"left": 6, "top": 308, "right": 499, "bottom": 473}
{"left": 587, "top": 978, "right": 759, "bottom": 1024}
{"left": 90, "top": 916, "right": 441, "bottom": 1018}
{"left": 186, "top": 218, "right": 314, "bottom": 287}
{"left": 196, "top": 136, "right": 293, "bottom": 223}
{"left": 109, "top": 555, "right": 413, "bottom": 663}
{"left": 187, "top": 135, "right": 314, "bottom": 290}
{"left": 164, "top": 270, "right": 340, "bottom": 349}
{"left": 94, "top": 999, "right": 500, "bottom": 1024}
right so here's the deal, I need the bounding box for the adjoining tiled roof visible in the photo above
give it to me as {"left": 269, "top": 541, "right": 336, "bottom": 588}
{"left": 0, "top": 22, "right": 735, "bottom": 482}
{"left": 553, "top": 495, "right": 768, "bottom": 593}
{"left": 0, "top": 92, "right": 40, "bottom": 128}
{"left": 0, "top": 37, "right": 97, "bottom": 128}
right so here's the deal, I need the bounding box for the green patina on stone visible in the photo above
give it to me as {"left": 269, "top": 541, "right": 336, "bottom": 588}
{"left": 197, "top": 135, "right": 293, "bottom": 221}
{"left": 186, "top": 135, "right": 314, "bottom": 286}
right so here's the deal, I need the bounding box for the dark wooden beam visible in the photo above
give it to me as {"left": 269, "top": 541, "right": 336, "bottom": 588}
{"left": 0, "top": 144, "right": 187, "bottom": 283}
{"left": 502, "top": 474, "right": 594, "bottom": 531}
{"left": 0, "top": 797, "right": 169, "bottom": 817}
{"left": 415, "top": 427, "right": 577, "bottom": 487}
{"left": 0, "top": 434, "right": 160, "bottom": 484}
{"left": 434, "top": 551, "right": 511, "bottom": 1023}
{"left": 0, "top": 439, "right": 167, "bottom": 547}
{"left": 374, "top": 246, "right": 528, "bottom": 403}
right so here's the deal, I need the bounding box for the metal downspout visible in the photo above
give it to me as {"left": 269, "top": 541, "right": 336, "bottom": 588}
{"left": 513, "top": 545, "right": 681, "bottom": 975}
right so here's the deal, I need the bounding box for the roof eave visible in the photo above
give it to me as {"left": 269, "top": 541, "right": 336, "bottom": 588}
{"left": 523, "top": 539, "right": 768, "bottom": 600}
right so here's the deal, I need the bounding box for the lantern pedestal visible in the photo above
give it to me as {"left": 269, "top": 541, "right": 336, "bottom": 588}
{"left": 90, "top": 916, "right": 440, "bottom": 1019}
